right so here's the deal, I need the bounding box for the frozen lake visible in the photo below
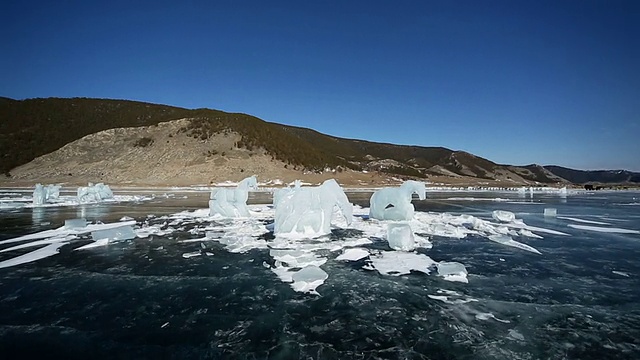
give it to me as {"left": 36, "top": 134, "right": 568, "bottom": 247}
{"left": 1, "top": 188, "right": 639, "bottom": 359}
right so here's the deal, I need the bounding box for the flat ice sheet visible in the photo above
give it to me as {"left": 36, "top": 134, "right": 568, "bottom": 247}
{"left": 557, "top": 217, "right": 611, "bottom": 225}
{"left": 0, "top": 242, "right": 68, "bottom": 269}
{"left": 567, "top": 224, "right": 640, "bottom": 234}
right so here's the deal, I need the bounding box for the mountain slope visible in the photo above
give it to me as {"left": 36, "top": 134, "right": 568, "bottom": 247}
{"left": 544, "top": 166, "right": 640, "bottom": 184}
{"left": 0, "top": 97, "right": 621, "bottom": 185}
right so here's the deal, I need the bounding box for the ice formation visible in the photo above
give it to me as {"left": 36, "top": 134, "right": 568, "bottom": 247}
{"left": 369, "top": 180, "right": 426, "bottom": 221}
{"left": 273, "top": 179, "right": 352, "bottom": 237}
{"left": 436, "top": 261, "right": 468, "bottom": 283}
{"left": 77, "top": 183, "right": 114, "bottom": 203}
{"left": 492, "top": 210, "right": 516, "bottom": 223}
{"left": 209, "top": 176, "right": 257, "bottom": 217}
{"left": 544, "top": 208, "right": 557, "bottom": 217}
{"left": 387, "top": 223, "right": 416, "bottom": 251}
{"left": 32, "top": 184, "right": 61, "bottom": 205}
{"left": 65, "top": 218, "right": 87, "bottom": 229}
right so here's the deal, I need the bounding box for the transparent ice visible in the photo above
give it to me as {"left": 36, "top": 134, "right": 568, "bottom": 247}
{"left": 32, "top": 183, "right": 61, "bottom": 205}
{"left": 386, "top": 223, "right": 416, "bottom": 251}
{"left": 91, "top": 225, "right": 136, "bottom": 242}
{"left": 369, "top": 180, "right": 426, "bottom": 221}
{"left": 492, "top": 210, "right": 516, "bottom": 223}
{"left": 209, "top": 176, "right": 257, "bottom": 217}
{"left": 274, "top": 179, "right": 352, "bottom": 237}
{"left": 77, "top": 183, "right": 114, "bottom": 203}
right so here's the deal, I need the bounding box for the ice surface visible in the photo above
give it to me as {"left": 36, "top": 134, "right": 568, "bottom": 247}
{"left": 0, "top": 242, "right": 68, "bottom": 269}
{"left": 369, "top": 180, "right": 426, "bottom": 221}
{"left": 492, "top": 210, "right": 516, "bottom": 223}
{"left": 274, "top": 179, "right": 352, "bottom": 237}
{"left": 336, "top": 248, "right": 370, "bottom": 261}
{"left": 487, "top": 234, "right": 542, "bottom": 254}
{"left": 567, "top": 224, "right": 640, "bottom": 234}
{"left": 209, "top": 176, "right": 257, "bottom": 217}
{"left": 65, "top": 218, "right": 87, "bottom": 229}
{"left": 290, "top": 266, "right": 329, "bottom": 294}
{"left": 387, "top": 223, "right": 416, "bottom": 251}
{"left": 436, "top": 261, "right": 468, "bottom": 283}
{"left": 77, "top": 183, "right": 114, "bottom": 203}
{"left": 544, "top": 208, "right": 557, "bottom": 217}
{"left": 0, "top": 220, "right": 137, "bottom": 245}
{"left": 365, "top": 251, "right": 435, "bottom": 276}
{"left": 91, "top": 225, "right": 136, "bottom": 242}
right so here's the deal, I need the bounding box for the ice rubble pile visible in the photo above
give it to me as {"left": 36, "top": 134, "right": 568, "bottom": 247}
{"left": 273, "top": 179, "right": 353, "bottom": 237}
{"left": 33, "top": 184, "right": 61, "bottom": 205}
{"left": 77, "top": 183, "right": 114, "bottom": 203}
{"left": 209, "top": 176, "right": 257, "bottom": 217}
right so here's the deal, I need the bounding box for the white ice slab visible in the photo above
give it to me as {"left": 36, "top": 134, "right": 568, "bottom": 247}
{"left": 365, "top": 251, "right": 435, "bottom": 276}
{"left": 567, "top": 224, "right": 640, "bottom": 234}
{"left": 557, "top": 217, "right": 610, "bottom": 225}
{"left": 0, "top": 242, "right": 68, "bottom": 269}
{"left": 336, "top": 248, "right": 370, "bottom": 261}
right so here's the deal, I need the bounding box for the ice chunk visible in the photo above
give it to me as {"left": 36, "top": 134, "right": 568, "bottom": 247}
{"left": 274, "top": 179, "right": 352, "bottom": 237}
{"left": 209, "top": 176, "right": 257, "bottom": 217}
{"left": 77, "top": 183, "right": 114, "bottom": 203}
{"left": 290, "top": 266, "right": 328, "bottom": 294}
{"left": 65, "top": 218, "right": 87, "bottom": 229}
{"left": 487, "top": 234, "right": 541, "bottom": 254}
{"left": 32, "top": 184, "right": 46, "bottom": 205}
{"left": 32, "top": 184, "right": 61, "bottom": 205}
{"left": 387, "top": 223, "right": 416, "bottom": 251}
{"left": 91, "top": 225, "right": 136, "bottom": 242}
{"left": 492, "top": 210, "right": 516, "bottom": 223}
{"left": 0, "top": 242, "right": 68, "bottom": 269}
{"left": 366, "top": 251, "right": 435, "bottom": 276}
{"left": 369, "top": 180, "right": 426, "bottom": 221}
{"left": 544, "top": 208, "right": 557, "bottom": 217}
{"left": 436, "top": 261, "right": 468, "bottom": 283}
{"left": 336, "top": 248, "right": 370, "bottom": 261}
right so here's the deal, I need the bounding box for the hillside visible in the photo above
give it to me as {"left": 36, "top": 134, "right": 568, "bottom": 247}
{"left": 544, "top": 166, "right": 640, "bottom": 184}
{"left": 1, "top": 97, "right": 633, "bottom": 186}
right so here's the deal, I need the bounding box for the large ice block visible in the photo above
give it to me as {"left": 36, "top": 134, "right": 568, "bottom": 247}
{"left": 387, "top": 223, "right": 416, "bottom": 251}
{"left": 33, "top": 184, "right": 61, "bottom": 205}
{"left": 492, "top": 210, "right": 515, "bottom": 223}
{"left": 77, "top": 183, "right": 114, "bottom": 203}
{"left": 209, "top": 176, "right": 258, "bottom": 217}
{"left": 65, "top": 218, "right": 87, "bottom": 229}
{"left": 369, "top": 180, "right": 426, "bottom": 221}
{"left": 274, "top": 179, "right": 352, "bottom": 237}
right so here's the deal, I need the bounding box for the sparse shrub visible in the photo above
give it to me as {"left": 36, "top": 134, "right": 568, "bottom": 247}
{"left": 133, "top": 137, "right": 154, "bottom": 147}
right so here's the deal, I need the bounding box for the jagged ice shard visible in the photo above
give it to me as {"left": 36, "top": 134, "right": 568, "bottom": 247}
{"left": 369, "top": 180, "right": 426, "bottom": 221}
{"left": 274, "top": 179, "right": 352, "bottom": 237}
{"left": 209, "top": 176, "right": 257, "bottom": 217}
{"left": 77, "top": 183, "right": 114, "bottom": 203}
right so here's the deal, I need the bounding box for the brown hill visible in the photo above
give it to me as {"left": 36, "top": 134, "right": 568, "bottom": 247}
{"left": 0, "top": 97, "right": 572, "bottom": 185}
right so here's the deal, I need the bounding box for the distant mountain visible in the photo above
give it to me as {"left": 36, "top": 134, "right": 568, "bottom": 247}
{"left": 0, "top": 97, "right": 633, "bottom": 185}
{"left": 543, "top": 165, "right": 640, "bottom": 184}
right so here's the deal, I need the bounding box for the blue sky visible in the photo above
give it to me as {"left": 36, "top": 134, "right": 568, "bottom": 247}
{"left": 2, "top": 1, "right": 638, "bottom": 171}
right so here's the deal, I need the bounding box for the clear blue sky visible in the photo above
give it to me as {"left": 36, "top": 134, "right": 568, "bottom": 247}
{"left": 2, "top": 0, "right": 638, "bottom": 171}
